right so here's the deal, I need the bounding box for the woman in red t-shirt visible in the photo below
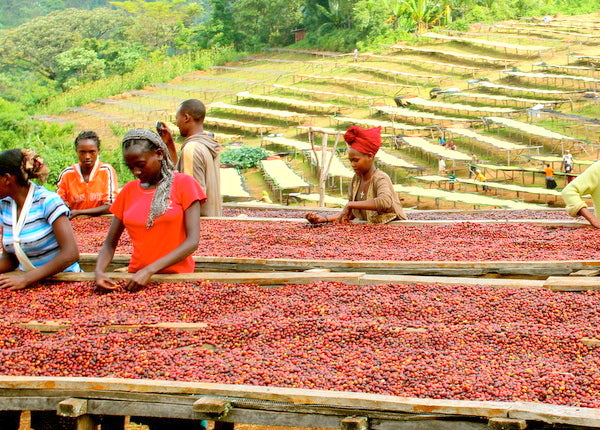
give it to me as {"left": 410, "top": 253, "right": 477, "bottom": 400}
{"left": 95, "top": 128, "right": 206, "bottom": 291}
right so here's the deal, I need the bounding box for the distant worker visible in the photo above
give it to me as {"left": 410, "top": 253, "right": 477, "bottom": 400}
{"left": 563, "top": 150, "right": 573, "bottom": 173}
{"left": 438, "top": 157, "right": 447, "bottom": 174}
{"left": 353, "top": 48, "right": 359, "bottom": 62}
{"left": 447, "top": 138, "right": 456, "bottom": 151}
{"left": 57, "top": 131, "right": 118, "bottom": 218}
{"left": 158, "top": 99, "right": 222, "bottom": 217}
{"left": 562, "top": 161, "right": 600, "bottom": 228}
{"left": 448, "top": 171, "right": 456, "bottom": 191}
{"left": 475, "top": 169, "right": 489, "bottom": 192}
{"left": 468, "top": 153, "right": 478, "bottom": 178}
{"left": 305, "top": 126, "right": 406, "bottom": 224}
{"left": 545, "top": 163, "right": 557, "bottom": 189}
{"left": 261, "top": 190, "right": 273, "bottom": 204}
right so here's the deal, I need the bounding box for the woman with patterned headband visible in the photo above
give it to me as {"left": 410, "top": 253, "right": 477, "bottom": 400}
{"left": 94, "top": 128, "right": 205, "bottom": 292}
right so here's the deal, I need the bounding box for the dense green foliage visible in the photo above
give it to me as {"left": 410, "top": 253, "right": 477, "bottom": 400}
{"left": 3, "top": 0, "right": 600, "bottom": 109}
{"left": 221, "top": 146, "right": 270, "bottom": 169}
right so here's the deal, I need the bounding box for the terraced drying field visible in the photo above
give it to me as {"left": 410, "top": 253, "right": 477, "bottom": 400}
{"left": 40, "top": 14, "right": 600, "bottom": 211}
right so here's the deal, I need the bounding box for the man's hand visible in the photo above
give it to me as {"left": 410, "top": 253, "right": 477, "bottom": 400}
{"left": 156, "top": 121, "right": 174, "bottom": 145}
{"left": 156, "top": 121, "right": 178, "bottom": 165}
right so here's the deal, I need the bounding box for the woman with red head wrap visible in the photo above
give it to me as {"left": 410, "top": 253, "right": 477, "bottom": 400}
{"left": 306, "top": 126, "right": 406, "bottom": 224}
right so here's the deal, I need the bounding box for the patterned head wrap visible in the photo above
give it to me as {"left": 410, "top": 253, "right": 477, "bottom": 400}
{"left": 21, "top": 149, "right": 50, "bottom": 184}
{"left": 122, "top": 129, "right": 174, "bottom": 228}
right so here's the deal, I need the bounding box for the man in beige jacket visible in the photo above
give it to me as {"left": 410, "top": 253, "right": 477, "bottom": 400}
{"left": 158, "top": 99, "right": 222, "bottom": 217}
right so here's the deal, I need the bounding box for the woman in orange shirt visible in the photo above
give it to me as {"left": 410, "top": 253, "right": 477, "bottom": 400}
{"left": 57, "top": 131, "right": 118, "bottom": 218}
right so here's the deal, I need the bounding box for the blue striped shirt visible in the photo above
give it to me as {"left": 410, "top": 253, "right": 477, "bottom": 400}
{"left": 1, "top": 184, "right": 80, "bottom": 272}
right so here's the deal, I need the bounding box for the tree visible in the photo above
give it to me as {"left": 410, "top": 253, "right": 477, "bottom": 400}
{"left": 381, "top": 0, "right": 441, "bottom": 32}
{"left": 352, "top": 0, "right": 391, "bottom": 39}
{"left": 311, "top": 0, "right": 357, "bottom": 33}
{"left": 195, "top": 0, "right": 242, "bottom": 49}
{"left": 110, "top": 0, "right": 203, "bottom": 49}
{"left": 55, "top": 47, "right": 106, "bottom": 90}
{"left": 230, "top": 0, "right": 303, "bottom": 47}
{"left": 0, "top": 8, "right": 130, "bottom": 84}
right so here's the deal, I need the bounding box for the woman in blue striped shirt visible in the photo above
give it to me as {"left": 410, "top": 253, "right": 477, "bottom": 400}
{"left": 0, "top": 148, "right": 80, "bottom": 290}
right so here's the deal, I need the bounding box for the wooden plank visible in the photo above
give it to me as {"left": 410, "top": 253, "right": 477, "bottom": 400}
{"left": 508, "top": 402, "right": 600, "bottom": 427}
{"left": 569, "top": 269, "right": 600, "bottom": 277}
{"left": 78, "top": 254, "right": 600, "bottom": 277}
{"left": 11, "top": 321, "right": 209, "bottom": 333}
{"left": 215, "top": 408, "right": 341, "bottom": 429}
{"left": 361, "top": 275, "right": 546, "bottom": 289}
{"left": 2, "top": 377, "right": 600, "bottom": 426}
{"left": 45, "top": 271, "right": 364, "bottom": 285}
{"left": 544, "top": 276, "right": 600, "bottom": 291}
{"left": 111, "top": 322, "right": 208, "bottom": 331}
{"left": 0, "top": 390, "right": 452, "bottom": 422}
{"left": 0, "top": 396, "right": 65, "bottom": 411}
{"left": 579, "top": 337, "right": 600, "bottom": 347}
{"left": 0, "top": 377, "right": 513, "bottom": 417}
{"left": 16, "top": 321, "right": 69, "bottom": 332}
{"left": 374, "top": 422, "right": 487, "bottom": 430}
{"left": 87, "top": 399, "right": 194, "bottom": 420}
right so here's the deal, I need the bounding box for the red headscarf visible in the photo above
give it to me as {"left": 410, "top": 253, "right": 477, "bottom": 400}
{"left": 344, "top": 126, "right": 382, "bottom": 155}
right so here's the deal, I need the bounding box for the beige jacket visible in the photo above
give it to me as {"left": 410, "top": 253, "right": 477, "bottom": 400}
{"left": 349, "top": 169, "right": 407, "bottom": 223}
{"left": 178, "top": 133, "right": 222, "bottom": 217}
{"left": 562, "top": 161, "right": 600, "bottom": 217}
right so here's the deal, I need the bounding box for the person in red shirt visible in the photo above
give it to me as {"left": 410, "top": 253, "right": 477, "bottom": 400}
{"left": 57, "top": 131, "right": 118, "bottom": 218}
{"left": 94, "top": 128, "right": 205, "bottom": 292}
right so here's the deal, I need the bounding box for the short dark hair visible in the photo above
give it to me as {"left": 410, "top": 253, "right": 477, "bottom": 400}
{"left": 74, "top": 131, "right": 101, "bottom": 149}
{"left": 179, "top": 99, "right": 206, "bottom": 123}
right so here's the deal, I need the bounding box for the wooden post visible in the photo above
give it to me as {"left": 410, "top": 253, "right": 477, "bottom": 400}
{"left": 341, "top": 416, "right": 368, "bottom": 430}
{"left": 58, "top": 398, "right": 95, "bottom": 430}
{"left": 58, "top": 398, "right": 88, "bottom": 417}
{"left": 488, "top": 417, "right": 527, "bottom": 430}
